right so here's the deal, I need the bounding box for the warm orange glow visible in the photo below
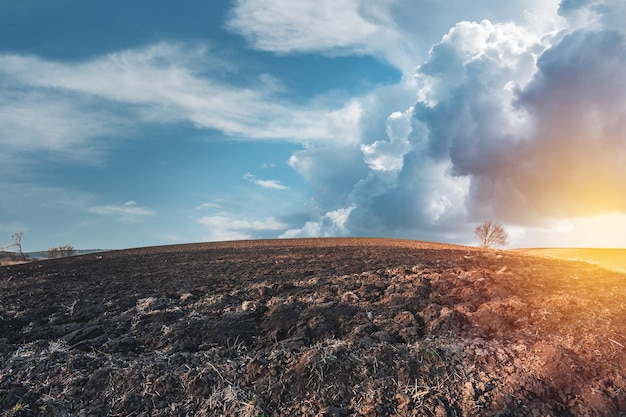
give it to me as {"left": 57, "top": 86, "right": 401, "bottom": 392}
{"left": 518, "top": 247, "right": 626, "bottom": 272}
{"left": 510, "top": 213, "right": 626, "bottom": 249}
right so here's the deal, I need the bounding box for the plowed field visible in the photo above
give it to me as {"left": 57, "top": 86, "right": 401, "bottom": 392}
{"left": 1, "top": 238, "right": 625, "bottom": 416}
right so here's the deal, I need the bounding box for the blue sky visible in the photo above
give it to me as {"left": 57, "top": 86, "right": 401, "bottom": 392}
{"left": 2, "top": 0, "right": 626, "bottom": 251}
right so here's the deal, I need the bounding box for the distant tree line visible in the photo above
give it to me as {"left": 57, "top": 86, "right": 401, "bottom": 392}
{"left": 47, "top": 245, "right": 76, "bottom": 258}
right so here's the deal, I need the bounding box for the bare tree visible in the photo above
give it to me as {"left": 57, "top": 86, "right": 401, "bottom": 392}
{"left": 475, "top": 220, "right": 508, "bottom": 249}
{"left": 9, "top": 232, "right": 26, "bottom": 260}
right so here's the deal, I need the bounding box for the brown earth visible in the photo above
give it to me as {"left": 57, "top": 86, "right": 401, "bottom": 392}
{"left": 1, "top": 237, "right": 625, "bottom": 416}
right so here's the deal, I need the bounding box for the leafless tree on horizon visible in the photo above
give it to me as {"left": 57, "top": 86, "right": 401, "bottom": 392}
{"left": 475, "top": 220, "right": 508, "bottom": 249}
{"left": 8, "top": 232, "right": 26, "bottom": 260}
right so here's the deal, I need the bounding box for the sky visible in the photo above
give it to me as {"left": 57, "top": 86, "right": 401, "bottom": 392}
{"left": 2, "top": 0, "right": 626, "bottom": 251}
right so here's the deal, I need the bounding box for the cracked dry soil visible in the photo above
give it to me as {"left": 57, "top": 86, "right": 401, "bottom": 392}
{"left": 1, "top": 238, "right": 626, "bottom": 416}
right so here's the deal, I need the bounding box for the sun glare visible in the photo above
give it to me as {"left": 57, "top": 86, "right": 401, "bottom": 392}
{"left": 546, "top": 213, "right": 626, "bottom": 248}
{"left": 563, "top": 214, "right": 626, "bottom": 248}
{"left": 513, "top": 213, "right": 626, "bottom": 249}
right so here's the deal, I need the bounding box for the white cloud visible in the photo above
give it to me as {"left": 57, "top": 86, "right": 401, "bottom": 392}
{"left": 199, "top": 213, "right": 287, "bottom": 241}
{"left": 228, "top": 0, "right": 378, "bottom": 51}
{"left": 88, "top": 201, "right": 154, "bottom": 221}
{"left": 198, "top": 202, "right": 221, "bottom": 209}
{"left": 255, "top": 180, "right": 288, "bottom": 190}
{"left": 558, "top": 0, "right": 626, "bottom": 33}
{"left": 227, "top": 0, "right": 413, "bottom": 70}
{"left": 243, "top": 173, "right": 289, "bottom": 190}
{"left": 361, "top": 108, "right": 413, "bottom": 171}
{"left": 280, "top": 206, "right": 355, "bottom": 238}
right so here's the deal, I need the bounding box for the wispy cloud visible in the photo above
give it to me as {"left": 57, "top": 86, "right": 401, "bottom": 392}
{"left": 199, "top": 213, "right": 287, "bottom": 241}
{"left": 0, "top": 43, "right": 363, "bottom": 159}
{"left": 226, "top": 0, "right": 562, "bottom": 72}
{"left": 197, "top": 202, "right": 221, "bottom": 209}
{"left": 243, "top": 173, "right": 289, "bottom": 190}
{"left": 0, "top": 89, "right": 127, "bottom": 157}
{"left": 227, "top": 0, "right": 413, "bottom": 70}
{"left": 88, "top": 201, "right": 154, "bottom": 221}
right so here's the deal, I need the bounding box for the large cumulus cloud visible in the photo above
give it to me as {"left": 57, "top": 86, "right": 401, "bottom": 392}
{"left": 486, "top": 28, "right": 626, "bottom": 221}
{"left": 285, "top": 0, "right": 626, "bottom": 244}
{"left": 412, "top": 14, "right": 626, "bottom": 224}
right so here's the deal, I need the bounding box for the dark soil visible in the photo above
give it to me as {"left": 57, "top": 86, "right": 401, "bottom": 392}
{"left": 1, "top": 238, "right": 625, "bottom": 416}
